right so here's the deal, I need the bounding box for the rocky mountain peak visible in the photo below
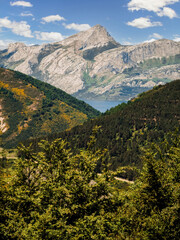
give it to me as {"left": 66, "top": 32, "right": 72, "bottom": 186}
{"left": 8, "top": 42, "right": 26, "bottom": 52}
{"left": 83, "top": 24, "right": 119, "bottom": 48}
{"left": 60, "top": 24, "right": 120, "bottom": 53}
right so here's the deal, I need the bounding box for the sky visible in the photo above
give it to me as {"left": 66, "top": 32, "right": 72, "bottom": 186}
{"left": 0, "top": 0, "right": 180, "bottom": 49}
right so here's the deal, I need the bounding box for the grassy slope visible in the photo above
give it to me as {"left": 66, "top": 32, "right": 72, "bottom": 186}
{"left": 0, "top": 68, "right": 100, "bottom": 148}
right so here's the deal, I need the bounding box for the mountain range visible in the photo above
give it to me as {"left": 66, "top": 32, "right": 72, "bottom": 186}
{"left": 0, "top": 24, "right": 180, "bottom": 100}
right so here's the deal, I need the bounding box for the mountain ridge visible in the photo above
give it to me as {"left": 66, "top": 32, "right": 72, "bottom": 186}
{"left": 0, "top": 25, "right": 180, "bottom": 100}
{"left": 0, "top": 68, "right": 100, "bottom": 148}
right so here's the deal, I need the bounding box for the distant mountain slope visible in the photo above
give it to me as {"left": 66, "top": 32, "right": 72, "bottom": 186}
{"left": 41, "top": 80, "right": 180, "bottom": 176}
{"left": 0, "top": 68, "right": 100, "bottom": 148}
{"left": 0, "top": 25, "right": 179, "bottom": 100}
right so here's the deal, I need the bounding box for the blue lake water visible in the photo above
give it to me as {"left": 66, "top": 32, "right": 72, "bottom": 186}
{"left": 82, "top": 99, "right": 125, "bottom": 112}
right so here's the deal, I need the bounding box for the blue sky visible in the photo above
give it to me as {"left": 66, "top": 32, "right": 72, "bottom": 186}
{"left": 0, "top": 0, "right": 180, "bottom": 49}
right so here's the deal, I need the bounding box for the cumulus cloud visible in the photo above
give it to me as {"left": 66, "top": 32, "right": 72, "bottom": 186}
{"left": 150, "top": 33, "right": 163, "bottom": 39}
{"left": 127, "top": 17, "right": 162, "bottom": 28}
{"left": 20, "top": 12, "right": 33, "bottom": 17}
{"left": 144, "top": 38, "right": 157, "bottom": 43}
{"left": 122, "top": 41, "right": 132, "bottom": 45}
{"left": 63, "top": 23, "right": 91, "bottom": 31}
{"left": 157, "top": 7, "right": 177, "bottom": 18}
{"left": 0, "top": 40, "right": 15, "bottom": 49}
{"left": 35, "top": 31, "right": 65, "bottom": 42}
{"left": 10, "top": 1, "right": 33, "bottom": 7}
{"left": 128, "top": 0, "right": 179, "bottom": 18}
{"left": 0, "top": 17, "right": 33, "bottom": 38}
{"left": 127, "top": 0, "right": 179, "bottom": 12}
{"left": 42, "top": 15, "right": 65, "bottom": 23}
{"left": 144, "top": 33, "right": 164, "bottom": 43}
{"left": 173, "top": 37, "right": 180, "bottom": 41}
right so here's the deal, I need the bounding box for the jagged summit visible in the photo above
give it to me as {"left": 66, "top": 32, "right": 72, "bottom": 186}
{"left": 7, "top": 42, "right": 26, "bottom": 52}
{"left": 59, "top": 24, "right": 120, "bottom": 52}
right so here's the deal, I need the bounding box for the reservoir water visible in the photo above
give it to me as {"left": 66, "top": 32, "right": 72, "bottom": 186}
{"left": 82, "top": 99, "right": 125, "bottom": 112}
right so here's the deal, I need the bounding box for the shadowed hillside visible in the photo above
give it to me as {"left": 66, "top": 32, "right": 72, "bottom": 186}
{"left": 29, "top": 80, "right": 180, "bottom": 178}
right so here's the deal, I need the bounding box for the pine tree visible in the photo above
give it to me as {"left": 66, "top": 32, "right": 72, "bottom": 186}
{"left": 120, "top": 131, "right": 180, "bottom": 239}
{"left": 0, "top": 129, "right": 122, "bottom": 239}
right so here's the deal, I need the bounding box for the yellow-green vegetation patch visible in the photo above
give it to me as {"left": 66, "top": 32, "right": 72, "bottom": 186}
{"left": 0, "top": 68, "right": 100, "bottom": 148}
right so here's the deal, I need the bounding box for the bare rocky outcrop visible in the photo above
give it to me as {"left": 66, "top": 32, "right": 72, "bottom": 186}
{"left": 0, "top": 102, "right": 8, "bottom": 134}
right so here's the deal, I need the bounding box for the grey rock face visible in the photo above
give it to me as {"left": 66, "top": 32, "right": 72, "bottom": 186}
{"left": 1, "top": 25, "right": 180, "bottom": 100}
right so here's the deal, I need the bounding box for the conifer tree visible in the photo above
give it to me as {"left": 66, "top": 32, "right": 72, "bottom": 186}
{"left": 0, "top": 128, "right": 121, "bottom": 239}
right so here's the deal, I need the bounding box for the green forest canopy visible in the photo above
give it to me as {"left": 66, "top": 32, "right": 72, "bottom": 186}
{"left": 0, "top": 130, "right": 179, "bottom": 239}
{"left": 27, "top": 80, "right": 180, "bottom": 178}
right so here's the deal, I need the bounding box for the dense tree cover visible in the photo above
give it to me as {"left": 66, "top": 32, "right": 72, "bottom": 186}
{"left": 0, "top": 68, "right": 100, "bottom": 148}
{"left": 0, "top": 130, "right": 179, "bottom": 239}
{"left": 0, "top": 128, "right": 123, "bottom": 239}
{"left": 29, "top": 80, "right": 180, "bottom": 178}
{"left": 118, "top": 131, "right": 180, "bottom": 239}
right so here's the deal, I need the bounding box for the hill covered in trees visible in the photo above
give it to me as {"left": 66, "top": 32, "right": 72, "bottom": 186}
{"left": 0, "top": 68, "right": 100, "bottom": 148}
{"left": 32, "top": 80, "right": 180, "bottom": 178}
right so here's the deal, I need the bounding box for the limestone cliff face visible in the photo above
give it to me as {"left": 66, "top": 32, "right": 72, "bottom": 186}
{"left": 91, "top": 39, "right": 180, "bottom": 75}
{"left": 0, "top": 25, "right": 180, "bottom": 99}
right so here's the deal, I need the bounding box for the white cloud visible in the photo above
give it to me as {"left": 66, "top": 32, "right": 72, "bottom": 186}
{"left": 122, "top": 41, "right": 132, "bottom": 45}
{"left": 157, "top": 7, "right": 177, "bottom": 18}
{"left": 127, "top": 17, "right": 162, "bottom": 28}
{"left": 0, "top": 40, "right": 15, "bottom": 49}
{"left": 0, "top": 17, "right": 33, "bottom": 38}
{"left": 128, "top": 0, "right": 179, "bottom": 12}
{"left": 150, "top": 33, "right": 163, "bottom": 38}
{"left": 20, "top": 12, "right": 33, "bottom": 17}
{"left": 10, "top": 1, "right": 33, "bottom": 7}
{"left": 128, "top": 0, "right": 179, "bottom": 18}
{"left": 144, "top": 38, "right": 156, "bottom": 43}
{"left": 144, "top": 33, "right": 164, "bottom": 43}
{"left": 173, "top": 37, "right": 180, "bottom": 41}
{"left": 63, "top": 23, "right": 91, "bottom": 31}
{"left": 42, "top": 15, "right": 65, "bottom": 23}
{"left": 35, "top": 31, "right": 65, "bottom": 42}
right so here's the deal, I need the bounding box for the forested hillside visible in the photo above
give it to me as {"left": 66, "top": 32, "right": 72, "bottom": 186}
{"left": 0, "top": 68, "right": 100, "bottom": 148}
{"left": 31, "top": 80, "right": 180, "bottom": 178}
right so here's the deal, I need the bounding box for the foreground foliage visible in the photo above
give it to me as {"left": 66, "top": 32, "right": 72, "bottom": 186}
{"left": 0, "top": 131, "right": 179, "bottom": 239}
{"left": 119, "top": 131, "right": 180, "bottom": 239}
